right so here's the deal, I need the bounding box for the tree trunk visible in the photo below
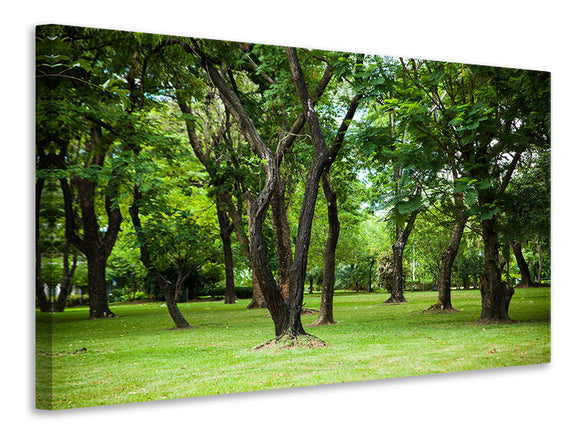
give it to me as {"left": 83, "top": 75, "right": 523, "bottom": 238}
{"left": 312, "top": 170, "right": 339, "bottom": 326}
{"left": 129, "top": 186, "right": 191, "bottom": 329}
{"left": 387, "top": 238, "right": 408, "bottom": 303}
{"left": 54, "top": 241, "right": 77, "bottom": 312}
{"left": 429, "top": 195, "right": 467, "bottom": 311}
{"left": 187, "top": 44, "right": 358, "bottom": 343}
{"left": 242, "top": 272, "right": 266, "bottom": 309}
{"left": 86, "top": 253, "right": 115, "bottom": 319}
{"left": 509, "top": 240, "right": 533, "bottom": 287}
{"left": 35, "top": 257, "right": 50, "bottom": 312}
{"left": 247, "top": 195, "right": 289, "bottom": 336}
{"left": 384, "top": 210, "right": 419, "bottom": 304}
{"left": 157, "top": 273, "right": 191, "bottom": 329}
{"left": 59, "top": 159, "right": 120, "bottom": 319}
{"left": 35, "top": 177, "right": 51, "bottom": 312}
{"left": 271, "top": 175, "right": 293, "bottom": 301}
{"left": 479, "top": 216, "right": 514, "bottom": 323}
{"left": 537, "top": 238, "right": 543, "bottom": 285}
{"left": 217, "top": 197, "right": 236, "bottom": 304}
{"left": 384, "top": 103, "right": 414, "bottom": 304}
{"left": 220, "top": 194, "right": 267, "bottom": 309}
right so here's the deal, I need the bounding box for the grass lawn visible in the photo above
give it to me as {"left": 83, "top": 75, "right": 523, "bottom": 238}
{"left": 36, "top": 287, "right": 550, "bottom": 410}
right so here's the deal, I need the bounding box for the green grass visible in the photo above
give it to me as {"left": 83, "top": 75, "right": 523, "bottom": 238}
{"left": 36, "top": 287, "right": 550, "bottom": 410}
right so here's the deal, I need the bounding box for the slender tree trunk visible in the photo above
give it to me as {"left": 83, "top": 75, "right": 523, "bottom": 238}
{"left": 35, "top": 256, "right": 50, "bottom": 312}
{"left": 54, "top": 242, "right": 77, "bottom": 312}
{"left": 186, "top": 43, "right": 358, "bottom": 343}
{"left": 509, "top": 240, "right": 533, "bottom": 287}
{"left": 35, "top": 177, "right": 51, "bottom": 312}
{"left": 158, "top": 274, "right": 191, "bottom": 329}
{"left": 429, "top": 194, "right": 467, "bottom": 311}
{"left": 312, "top": 171, "right": 339, "bottom": 326}
{"left": 217, "top": 197, "right": 236, "bottom": 304}
{"left": 537, "top": 237, "right": 543, "bottom": 285}
{"left": 387, "top": 236, "right": 408, "bottom": 303}
{"left": 129, "top": 186, "right": 191, "bottom": 329}
{"left": 428, "top": 220, "right": 465, "bottom": 310}
{"left": 384, "top": 98, "right": 413, "bottom": 305}
{"left": 384, "top": 209, "right": 419, "bottom": 304}
{"left": 479, "top": 216, "right": 514, "bottom": 323}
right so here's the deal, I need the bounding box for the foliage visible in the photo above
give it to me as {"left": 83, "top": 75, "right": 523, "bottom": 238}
{"left": 35, "top": 26, "right": 550, "bottom": 327}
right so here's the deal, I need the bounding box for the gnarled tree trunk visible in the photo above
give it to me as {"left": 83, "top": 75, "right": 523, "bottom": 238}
{"left": 271, "top": 175, "right": 293, "bottom": 301}
{"left": 479, "top": 216, "right": 514, "bottom": 323}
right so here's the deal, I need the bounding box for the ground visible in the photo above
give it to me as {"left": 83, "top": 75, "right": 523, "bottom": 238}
{"left": 36, "top": 287, "right": 550, "bottom": 410}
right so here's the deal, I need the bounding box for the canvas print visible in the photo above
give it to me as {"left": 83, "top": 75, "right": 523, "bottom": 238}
{"left": 35, "top": 24, "right": 551, "bottom": 410}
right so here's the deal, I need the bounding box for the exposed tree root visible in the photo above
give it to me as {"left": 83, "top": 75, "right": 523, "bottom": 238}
{"left": 301, "top": 308, "right": 319, "bottom": 315}
{"left": 423, "top": 304, "right": 460, "bottom": 313}
{"left": 308, "top": 319, "right": 338, "bottom": 327}
{"left": 382, "top": 296, "right": 407, "bottom": 304}
{"left": 253, "top": 333, "right": 327, "bottom": 351}
{"left": 246, "top": 299, "right": 268, "bottom": 309}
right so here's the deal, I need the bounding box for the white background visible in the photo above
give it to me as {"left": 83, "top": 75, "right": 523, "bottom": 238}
{"left": 3, "top": 1, "right": 577, "bottom": 434}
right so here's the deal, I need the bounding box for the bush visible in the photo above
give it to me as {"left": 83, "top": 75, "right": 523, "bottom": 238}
{"left": 66, "top": 294, "right": 89, "bottom": 307}
{"left": 210, "top": 286, "right": 253, "bottom": 300}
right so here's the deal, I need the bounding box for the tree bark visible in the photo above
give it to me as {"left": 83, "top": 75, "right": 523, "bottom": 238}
{"left": 429, "top": 194, "right": 467, "bottom": 311}
{"left": 311, "top": 170, "right": 339, "bottom": 326}
{"left": 35, "top": 177, "right": 51, "bottom": 312}
{"left": 53, "top": 241, "right": 77, "bottom": 312}
{"left": 62, "top": 178, "right": 118, "bottom": 319}
{"left": 84, "top": 254, "right": 114, "bottom": 318}
{"left": 217, "top": 196, "right": 237, "bottom": 304}
{"left": 384, "top": 210, "right": 419, "bottom": 304}
{"left": 176, "top": 96, "right": 266, "bottom": 309}
{"left": 271, "top": 175, "right": 293, "bottom": 301}
{"left": 472, "top": 150, "right": 519, "bottom": 323}
{"left": 509, "top": 240, "right": 533, "bottom": 287}
{"left": 195, "top": 46, "right": 287, "bottom": 333}
{"left": 58, "top": 127, "right": 121, "bottom": 319}
{"left": 479, "top": 215, "right": 514, "bottom": 322}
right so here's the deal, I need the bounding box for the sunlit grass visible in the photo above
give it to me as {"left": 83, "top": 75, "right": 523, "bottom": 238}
{"left": 36, "top": 287, "right": 550, "bottom": 409}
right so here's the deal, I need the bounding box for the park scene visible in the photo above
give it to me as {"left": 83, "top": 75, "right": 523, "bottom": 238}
{"left": 35, "top": 25, "right": 550, "bottom": 410}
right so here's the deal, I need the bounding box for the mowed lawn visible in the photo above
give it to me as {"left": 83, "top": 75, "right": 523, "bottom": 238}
{"left": 36, "top": 287, "right": 550, "bottom": 410}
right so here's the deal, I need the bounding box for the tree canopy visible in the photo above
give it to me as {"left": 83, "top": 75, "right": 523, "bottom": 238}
{"left": 36, "top": 25, "right": 550, "bottom": 336}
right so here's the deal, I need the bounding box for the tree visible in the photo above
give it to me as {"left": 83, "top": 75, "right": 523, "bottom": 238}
{"left": 36, "top": 26, "right": 125, "bottom": 318}
{"left": 129, "top": 187, "right": 191, "bottom": 329}
{"left": 177, "top": 40, "right": 362, "bottom": 342}
{"left": 383, "top": 59, "right": 550, "bottom": 321}
{"left": 501, "top": 151, "right": 550, "bottom": 287}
